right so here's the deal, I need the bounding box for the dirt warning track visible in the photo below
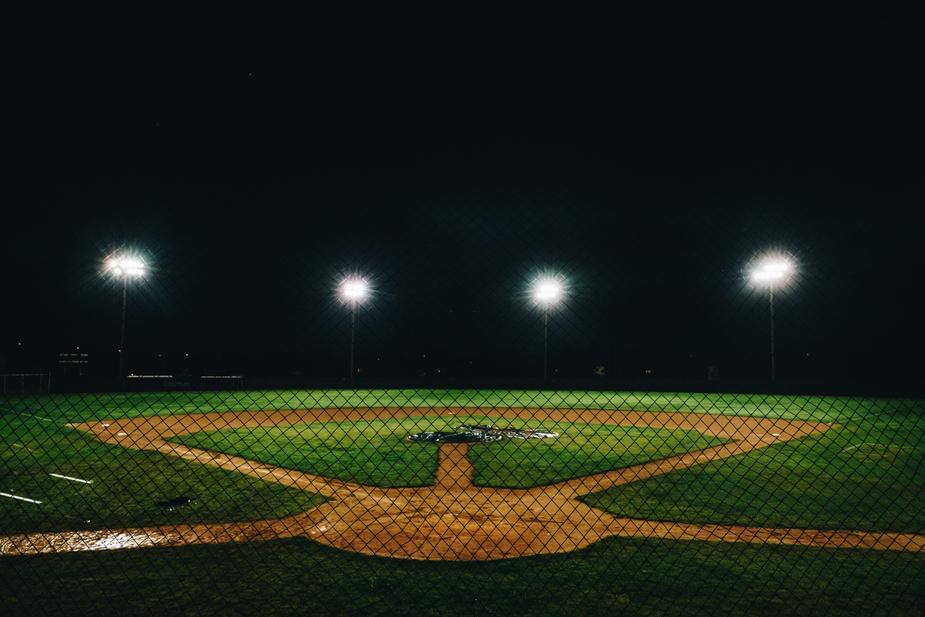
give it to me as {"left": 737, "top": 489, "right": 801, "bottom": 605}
{"left": 3, "top": 407, "right": 924, "bottom": 560}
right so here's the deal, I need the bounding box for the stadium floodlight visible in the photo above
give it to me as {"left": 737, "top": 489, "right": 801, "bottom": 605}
{"left": 104, "top": 252, "right": 148, "bottom": 381}
{"left": 530, "top": 275, "right": 567, "bottom": 381}
{"left": 338, "top": 277, "right": 370, "bottom": 304}
{"left": 532, "top": 278, "right": 564, "bottom": 307}
{"left": 338, "top": 276, "right": 370, "bottom": 382}
{"left": 105, "top": 255, "right": 146, "bottom": 280}
{"left": 749, "top": 254, "right": 795, "bottom": 382}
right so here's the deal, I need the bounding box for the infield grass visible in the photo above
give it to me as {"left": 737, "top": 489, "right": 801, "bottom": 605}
{"left": 169, "top": 415, "right": 726, "bottom": 488}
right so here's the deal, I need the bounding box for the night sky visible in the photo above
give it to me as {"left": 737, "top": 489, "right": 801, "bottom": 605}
{"left": 2, "top": 6, "right": 922, "bottom": 390}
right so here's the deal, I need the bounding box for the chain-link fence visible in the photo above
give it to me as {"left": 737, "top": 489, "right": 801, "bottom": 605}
{"left": 4, "top": 6, "right": 924, "bottom": 614}
{"left": 2, "top": 389, "right": 924, "bottom": 615}
{"left": 3, "top": 208, "right": 925, "bottom": 615}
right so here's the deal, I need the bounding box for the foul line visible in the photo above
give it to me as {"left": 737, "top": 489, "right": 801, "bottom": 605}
{"left": 15, "top": 412, "right": 54, "bottom": 423}
{"left": 0, "top": 492, "right": 43, "bottom": 504}
{"left": 49, "top": 473, "right": 93, "bottom": 485}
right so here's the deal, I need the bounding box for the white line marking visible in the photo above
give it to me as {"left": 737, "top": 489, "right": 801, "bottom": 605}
{"left": 0, "top": 492, "right": 43, "bottom": 504}
{"left": 49, "top": 473, "right": 93, "bottom": 485}
{"left": 17, "top": 413, "right": 53, "bottom": 422}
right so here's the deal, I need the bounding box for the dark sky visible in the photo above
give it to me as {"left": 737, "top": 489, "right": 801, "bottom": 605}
{"left": 2, "top": 6, "right": 923, "bottom": 387}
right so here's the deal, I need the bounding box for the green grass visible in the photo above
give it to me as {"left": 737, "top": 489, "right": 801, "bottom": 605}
{"left": 3, "top": 388, "right": 922, "bottom": 424}
{"left": 169, "top": 415, "right": 725, "bottom": 488}
{"left": 468, "top": 417, "right": 724, "bottom": 488}
{"left": 585, "top": 415, "right": 925, "bottom": 534}
{"left": 3, "top": 537, "right": 923, "bottom": 616}
{"left": 3, "top": 389, "right": 923, "bottom": 535}
{"left": 173, "top": 417, "right": 442, "bottom": 488}
{"left": 0, "top": 415, "right": 324, "bottom": 535}
{"left": 3, "top": 389, "right": 923, "bottom": 614}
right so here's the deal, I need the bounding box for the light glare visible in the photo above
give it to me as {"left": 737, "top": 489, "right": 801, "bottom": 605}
{"left": 105, "top": 254, "right": 147, "bottom": 279}
{"left": 750, "top": 256, "right": 794, "bottom": 286}
{"left": 339, "top": 276, "right": 370, "bottom": 303}
{"left": 532, "top": 276, "right": 565, "bottom": 307}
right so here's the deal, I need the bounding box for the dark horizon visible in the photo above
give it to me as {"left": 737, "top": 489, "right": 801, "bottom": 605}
{"left": 2, "top": 6, "right": 923, "bottom": 392}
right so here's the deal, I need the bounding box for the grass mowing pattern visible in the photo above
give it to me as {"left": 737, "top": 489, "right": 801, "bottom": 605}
{"left": 4, "top": 389, "right": 922, "bottom": 424}
{"left": 3, "top": 537, "right": 924, "bottom": 616}
{"left": 0, "top": 416, "right": 325, "bottom": 535}
{"left": 585, "top": 415, "right": 925, "bottom": 534}
{"left": 169, "top": 415, "right": 726, "bottom": 488}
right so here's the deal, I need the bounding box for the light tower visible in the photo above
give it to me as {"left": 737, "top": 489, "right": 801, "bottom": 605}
{"left": 749, "top": 254, "right": 795, "bottom": 382}
{"left": 338, "top": 276, "right": 370, "bottom": 382}
{"left": 104, "top": 253, "right": 147, "bottom": 380}
{"left": 530, "top": 275, "right": 566, "bottom": 382}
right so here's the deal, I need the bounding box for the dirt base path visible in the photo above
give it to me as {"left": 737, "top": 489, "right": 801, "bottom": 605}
{"left": 3, "top": 407, "right": 924, "bottom": 560}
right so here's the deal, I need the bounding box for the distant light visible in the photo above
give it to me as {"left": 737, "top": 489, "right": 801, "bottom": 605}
{"left": 750, "top": 255, "right": 794, "bottom": 286}
{"left": 105, "top": 253, "right": 147, "bottom": 279}
{"left": 531, "top": 275, "right": 565, "bottom": 307}
{"left": 338, "top": 276, "right": 370, "bottom": 303}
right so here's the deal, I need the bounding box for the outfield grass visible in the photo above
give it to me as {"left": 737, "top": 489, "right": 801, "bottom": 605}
{"left": 169, "top": 415, "right": 725, "bottom": 488}
{"left": 0, "top": 415, "right": 324, "bottom": 535}
{"left": 3, "top": 388, "right": 921, "bottom": 424}
{"left": 3, "top": 537, "right": 923, "bottom": 616}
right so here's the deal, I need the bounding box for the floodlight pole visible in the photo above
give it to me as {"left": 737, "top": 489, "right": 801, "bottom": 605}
{"left": 769, "top": 282, "right": 776, "bottom": 382}
{"left": 118, "top": 277, "right": 128, "bottom": 381}
{"left": 349, "top": 301, "right": 357, "bottom": 383}
{"left": 543, "top": 308, "right": 549, "bottom": 382}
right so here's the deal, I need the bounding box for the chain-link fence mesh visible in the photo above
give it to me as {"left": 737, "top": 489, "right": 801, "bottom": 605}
{"left": 3, "top": 6, "right": 925, "bottom": 614}
{"left": 3, "top": 202, "right": 924, "bottom": 615}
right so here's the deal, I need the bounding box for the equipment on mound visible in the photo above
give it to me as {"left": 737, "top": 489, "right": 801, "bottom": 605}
{"left": 407, "top": 424, "right": 559, "bottom": 443}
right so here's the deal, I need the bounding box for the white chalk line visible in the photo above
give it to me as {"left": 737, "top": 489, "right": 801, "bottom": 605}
{"left": 15, "top": 412, "right": 54, "bottom": 423}
{"left": 49, "top": 473, "right": 93, "bottom": 485}
{"left": 0, "top": 492, "right": 43, "bottom": 504}
{"left": 841, "top": 443, "right": 909, "bottom": 454}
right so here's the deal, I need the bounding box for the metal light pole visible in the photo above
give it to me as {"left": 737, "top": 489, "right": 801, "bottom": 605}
{"left": 350, "top": 300, "right": 358, "bottom": 382}
{"left": 119, "top": 277, "right": 128, "bottom": 380}
{"left": 105, "top": 253, "right": 147, "bottom": 381}
{"left": 531, "top": 275, "right": 565, "bottom": 382}
{"left": 749, "top": 256, "right": 793, "bottom": 383}
{"left": 338, "top": 276, "right": 370, "bottom": 383}
{"left": 543, "top": 308, "right": 549, "bottom": 382}
{"left": 768, "top": 281, "right": 776, "bottom": 382}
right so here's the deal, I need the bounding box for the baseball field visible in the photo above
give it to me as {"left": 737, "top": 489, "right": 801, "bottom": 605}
{"left": 2, "top": 389, "right": 924, "bottom": 615}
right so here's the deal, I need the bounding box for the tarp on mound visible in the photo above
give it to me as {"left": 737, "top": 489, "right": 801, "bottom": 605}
{"left": 407, "top": 425, "right": 559, "bottom": 443}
